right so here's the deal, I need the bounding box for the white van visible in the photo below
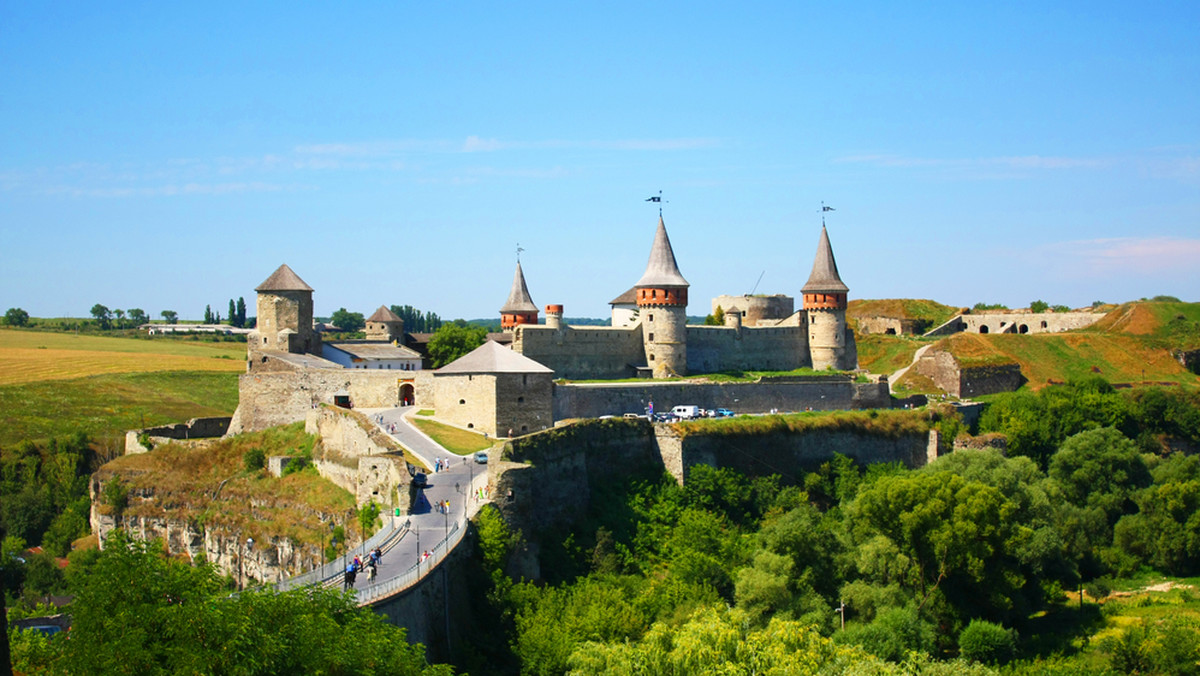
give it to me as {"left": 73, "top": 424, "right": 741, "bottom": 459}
{"left": 672, "top": 405, "right": 701, "bottom": 419}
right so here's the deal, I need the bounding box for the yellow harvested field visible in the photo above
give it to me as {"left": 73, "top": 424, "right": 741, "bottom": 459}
{"left": 0, "top": 329, "right": 245, "bottom": 386}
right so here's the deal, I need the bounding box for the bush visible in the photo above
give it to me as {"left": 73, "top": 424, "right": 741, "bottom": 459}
{"left": 958, "top": 619, "right": 1016, "bottom": 664}
{"left": 1085, "top": 577, "right": 1112, "bottom": 600}
{"left": 1030, "top": 300, "right": 1049, "bottom": 313}
{"left": 102, "top": 478, "right": 128, "bottom": 517}
{"left": 243, "top": 448, "right": 266, "bottom": 472}
{"left": 136, "top": 432, "right": 154, "bottom": 451}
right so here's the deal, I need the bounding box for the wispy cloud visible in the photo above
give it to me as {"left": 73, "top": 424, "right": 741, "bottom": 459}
{"left": 41, "top": 182, "right": 293, "bottom": 198}
{"left": 1033, "top": 236, "right": 1200, "bottom": 276}
{"left": 835, "top": 154, "right": 1113, "bottom": 170}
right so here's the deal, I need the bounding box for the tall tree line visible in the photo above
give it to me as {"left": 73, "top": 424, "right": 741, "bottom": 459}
{"left": 390, "top": 304, "right": 442, "bottom": 333}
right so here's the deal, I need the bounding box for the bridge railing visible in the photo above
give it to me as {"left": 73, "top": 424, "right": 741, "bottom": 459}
{"left": 276, "top": 515, "right": 411, "bottom": 592}
{"left": 354, "top": 512, "right": 469, "bottom": 606}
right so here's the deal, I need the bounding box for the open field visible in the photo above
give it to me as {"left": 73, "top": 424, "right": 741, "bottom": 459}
{"left": 0, "top": 371, "right": 240, "bottom": 447}
{"left": 0, "top": 328, "right": 244, "bottom": 386}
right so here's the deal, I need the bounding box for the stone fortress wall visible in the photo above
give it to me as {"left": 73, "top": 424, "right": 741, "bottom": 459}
{"left": 229, "top": 369, "right": 405, "bottom": 434}
{"left": 511, "top": 323, "right": 645, "bottom": 380}
{"left": 552, "top": 376, "right": 890, "bottom": 420}
{"left": 125, "top": 417, "right": 231, "bottom": 454}
{"left": 685, "top": 320, "right": 810, "bottom": 373}
{"left": 305, "top": 405, "right": 411, "bottom": 512}
{"left": 926, "top": 311, "right": 1104, "bottom": 336}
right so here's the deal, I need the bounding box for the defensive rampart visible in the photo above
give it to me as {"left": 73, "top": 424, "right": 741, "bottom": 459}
{"left": 915, "top": 349, "right": 1026, "bottom": 397}
{"left": 686, "top": 324, "right": 809, "bottom": 373}
{"left": 925, "top": 311, "right": 1104, "bottom": 337}
{"left": 552, "top": 376, "right": 891, "bottom": 420}
{"left": 124, "top": 417, "right": 232, "bottom": 454}
{"left": 228, "top": 369, "right": 404, "bottom": 434}
{"left": 305, "top": 406, "right": 411, "bottom": 511}
{"left": 512, "top": 324, "right": 645, "bottom": 380}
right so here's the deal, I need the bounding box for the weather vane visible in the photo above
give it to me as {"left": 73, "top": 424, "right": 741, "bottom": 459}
{"left": 645, "top": 190, "right": 668, "bottom": 216}
{"left": 821, "top": 201, "right": 835, "bottom": 227}
{"left": 516, "top": 243, "right": 524, "bottom": 261}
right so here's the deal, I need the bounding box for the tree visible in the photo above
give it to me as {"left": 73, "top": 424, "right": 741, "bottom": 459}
{"left": 228, "top": 299, "right": 236, "bottom": 327}
{"left": 1030, "top": 300, "right": 1049, "bottom": 313}
{"left": 47, "top": 532, "right": 452, "bottom": 674}
{"left": 329, "top": 307, "right": 366, "bottom": 333}
{"left": 204, "top": 304, "right": 213, "bottom": 324}
{"left": 160, "top": 310, "right": 178, "bottom": 324}
{"left": 235, "top": 297, "right": 247, "bottom": 328}
{"left": 958, "top": 619, "right": 1017, "bottom": 664}
{"left": 127, "top": 308, "right": 147, "bottom": 326}
{"left": 1049, "top": 427, "right": 1149, "bottom": 520}
{"left": 113, "top": 308, "right": 126, "bottom": 328}
{"left": 4, "top": 307, "right": 30, "bottom": 327}
{"left": 90, "top": 304, "right": 112, "bottom": 329}
{"left": 427, "top": 323, "right": 487, "bottom": 367}
{"left": 705, "top": 306, "right": 726, "bottom": 325}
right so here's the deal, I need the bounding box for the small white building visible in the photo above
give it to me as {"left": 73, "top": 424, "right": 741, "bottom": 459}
{"left": 323, "top": 341, "right": 423, "bottom": 371}
{"left": 609, "top": 287, "right": 639, "bottom": 328}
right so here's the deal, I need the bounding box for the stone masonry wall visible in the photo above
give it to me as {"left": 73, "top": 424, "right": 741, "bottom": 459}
{"left": 711, "top": 295, "right": 794, "bottom": 326}
{"left": 686, "top": 324, "right": 810, "bottom": 373}
{"left": 925, "top": 311, "right": 1104, "bottom": 337}
{"left": 433, "top": 374, "right": 500, "bottom": 435}
{"left": 494, "top": 372, "right": 555, "bottom": 436}
{"left": 124, "top": 417, "right": 232, "bottom": 454}
{"left": 915, "top": 349, "right": 1025, "bottom": 397}
{"left": 512, "top": 324, "right": 645, "bottom": 380}
{"left": 552, "top": 378, "right": 891, "bottom": 419}
{"left": 305, "top": 406, "right": 411, "bottom": 511}
{"left": 229, "top": 369, "right": 403, "bottom": 434}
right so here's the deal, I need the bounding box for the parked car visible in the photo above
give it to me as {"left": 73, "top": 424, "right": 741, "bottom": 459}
{"left": 672, "top": 405, "right": 701, "bottom": 419}
{"left": 716, "top": 408, "right": 735, "bottom": 417}
{"left": 473, "top": 451, "right": 489, "bottom": 464}
{"left": 413, "top": 472, "right": 428, "bottom": 488}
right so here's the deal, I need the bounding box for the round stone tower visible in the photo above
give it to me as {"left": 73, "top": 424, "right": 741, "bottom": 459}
{"left": 635, "top": 216, "right": 689, "bottom": 378}
{"left": 802, "top": 226, "right": 850, "bottom": 370}
{"left": 500, "top": 261, "right": 539, "bottom": 331}
{"left": 545, "top": 304, "right": 564, "bottom": 330}
{"left": 251, "top": 263, "right": 319, "bottom": 355}
{"left": 365, "top": 305, "right": 404, "bottom": 342}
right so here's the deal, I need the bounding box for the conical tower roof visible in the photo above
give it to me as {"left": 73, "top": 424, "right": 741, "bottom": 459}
{"left": 256, "top": 264, "right": 313, "bottom": 292}
{"left": 634, "top": 216, "right": 689, "bottom": 288}
{"left": 367, "top": 305, "right": 402, "bottom": 323}
{"left": 801, "top": 226, "right": 849, "bottom": 294}
{"left": 500, "top": 261, "right": 538, "bottom": 313}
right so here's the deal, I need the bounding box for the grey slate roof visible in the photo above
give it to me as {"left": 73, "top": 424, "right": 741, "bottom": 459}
{"left": 634, "top": 216, "right": 689, "bottom": 289}
{"left": 801, "top": 226, "right": 849, "bottom": 294}
{"left": 256, "top": 264, "right": 314, "bottom": 292}
{"left": 325, "top": 341, "right": 421, "bottom": 360}
{"left": 435, "top": 340, "right": 553, "bottom": 374}
{"left": 367, "top": 305, "right": 403, "bottom": 323}
{"left": 609, "top": 286, "right": 638, "bottom": 305}
{"left": 500, "top": 262, "right": 538, "bottom": 313}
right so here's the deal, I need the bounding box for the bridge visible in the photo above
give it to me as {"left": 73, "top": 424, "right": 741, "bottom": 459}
{"left": 276, "top": 406, "right": 490, "bottom": 607}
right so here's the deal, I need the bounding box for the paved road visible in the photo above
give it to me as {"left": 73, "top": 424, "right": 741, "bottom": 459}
{"left": 888, "top": 344, "right": 933, "bottom": 394}
{"left": 334, "top": 406, "right": 489, "bottom": 597}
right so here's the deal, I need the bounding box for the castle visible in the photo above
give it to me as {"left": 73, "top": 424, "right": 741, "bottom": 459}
{"left": 228, "top": 215, "right": 867, "bottom": 438}
{"left": 503, "top": 215, "right": 857, "bottom": 379}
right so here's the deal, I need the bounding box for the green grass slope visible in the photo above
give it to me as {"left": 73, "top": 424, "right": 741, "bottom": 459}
{"left": 0, "top": 371, "right": 240, "bottom": 447}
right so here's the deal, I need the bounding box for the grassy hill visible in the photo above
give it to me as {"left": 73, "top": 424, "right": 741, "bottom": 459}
{"left": 881, "top": 300, "right": 1200, "bottom": 394}
{"left": 97, "top": 423, "right": 356, "bottom": 548}
{"left": 846, "top": 298, "right": 959, "bottom": 331}
{"left": 0, "top": 328, "right": 243, "bottom": 447}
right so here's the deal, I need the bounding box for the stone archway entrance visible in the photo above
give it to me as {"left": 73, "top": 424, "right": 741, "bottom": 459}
{"left": 399, "top": 383, "right": 415, "bottom": 407}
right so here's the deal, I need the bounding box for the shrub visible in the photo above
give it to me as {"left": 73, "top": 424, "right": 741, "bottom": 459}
{"left": 1085, "top": 577, "right": 1112, "bottom": 600}
{"left": 102, "top": 478, "right": 128, "bottom": 518}
{"left": 136, "top": 432, "right": 154, "bottom": 451}
{"left": 243, "top": 448, "right": 266, "bottom": 472}
{"left": 958, "top": 619, "right": 1016, "bottom": 664}
{"left": 1030, "top": 300, "right": 1049, "bottom": 313}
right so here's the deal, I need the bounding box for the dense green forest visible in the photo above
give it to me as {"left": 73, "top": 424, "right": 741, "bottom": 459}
{"left": 457, "top": 380, "right": 1200, "bottom": 674}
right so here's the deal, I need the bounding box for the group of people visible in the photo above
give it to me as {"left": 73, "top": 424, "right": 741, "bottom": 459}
{"left": 433, "top": 457, "right": 458, "bottom": 472}
{"left": 435, "top": 499, "right": 451, "bottom": 514}
{"left": 343, "top": 547, "right": 384, "bottom": 589}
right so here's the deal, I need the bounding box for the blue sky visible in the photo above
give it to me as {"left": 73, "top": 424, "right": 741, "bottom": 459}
{"left": 2, "top": 1, "right": 1197, "bottom": 321}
